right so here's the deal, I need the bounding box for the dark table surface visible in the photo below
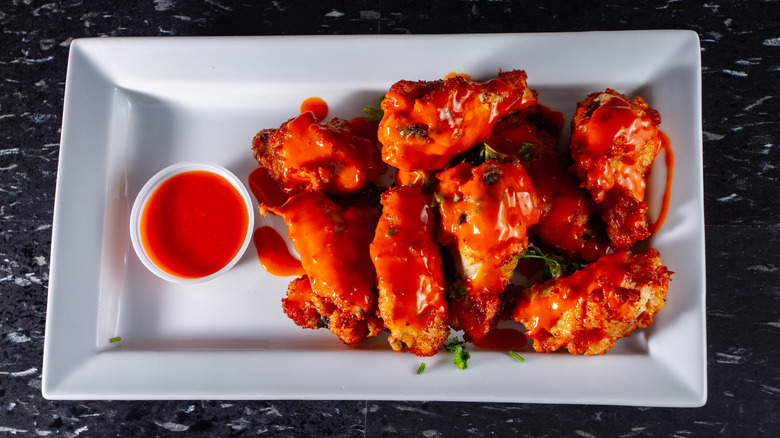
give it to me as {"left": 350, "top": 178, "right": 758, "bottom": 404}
{"left": 2, "top": 0, "right": 778, "bottom": 436}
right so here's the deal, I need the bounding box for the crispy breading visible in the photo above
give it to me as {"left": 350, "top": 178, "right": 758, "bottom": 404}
{"left": 252, "top": 111, "right": 382, "bottom": 195}
{"left": 486, "top": 107, "right": 610, "bottom": 262}
{"left": 277, "top": 192, "right": 382, "bottom": 344}
{"left": 569, "top": 89, "right": 663, "bottom": 250}
{"left": 512, "top": 249, "right": 672, "bottom": 355}
{"left": 370, "top": 186, "right": 449, "bottom": 356}
{"left": 282, "top": 275, "right": 383, "bottom": 344}
{"left": 378, "top": 70, "right": 537, "bottom": 171}
{"left": 437, "top": 160, "right": 540, "bottom": 340}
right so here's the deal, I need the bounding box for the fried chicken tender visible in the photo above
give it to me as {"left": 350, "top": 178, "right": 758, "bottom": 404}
{"left": 378, "top": 70, "right": 538, "bottom": 171}
{"left": 436, "top": 160, "right": 540, "bottom": 340}
{"left": 569, "top": 89, "right": 663, "bottom": 250}
{"left": 486, "top": 107, "right": 610, "bottom": 262}
{"left": 252, "top": 111, "right": 382, "bottom": 195}
{"left": 512, "top": 249, "right": 672, "bottom": 355}
{"left": 370, "top": 186, "right": 449, "bottom": 356}
{"left": 276, "top": 192, "right": 382, "bottom": 344}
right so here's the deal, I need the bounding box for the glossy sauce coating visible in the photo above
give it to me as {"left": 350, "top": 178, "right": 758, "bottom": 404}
{"left": 371, "top": 186, "right": 446, "bottom": 328}
{"left": 569, "top": 89, "right": 663, "bottom": 250}
{"left": 512, "top": 248, "right": 672, "bottom": 355}
{"left": 300, "top": 96, "right": 328, "bottom": 121}
{"left": 570, "top": 91, "right": 662, "bottom": 203}
{"left": 370, "top": 186, "right": 449, "bottom": 355}
{"left": 378, "top": 70, "right": 537, "bottom": 171}
{"left": 514, "top": 251, "right": 632, "bottom": 335}
{"left": 248, "top": 166, "right": 290, "bottom": 213}
{"left": 252, "top": 111, "right": 382, "bottom": 195}
{"left": 437, "top": 160, "right": 540, "bottom": 340}
{"left": 437, "top": 160, "right": 540, "bottom": 295}
{"left": 253, "top": 226, "right": 305, "bottom": 277}
{"left": 140, "top": 170, "right": 248, "bottom": 278}
{"left": 278, "top": 192, "right": 377, "bottom": 312}
{"left": 487, "top": 107, "right": 609, "bottom": 262}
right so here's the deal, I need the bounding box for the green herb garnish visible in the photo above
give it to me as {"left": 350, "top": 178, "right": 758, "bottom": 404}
{"left": 518, "top": 142, "right": 535, "bottom": 162}
{"left": 385, "top": 227, "right": 399, "bottom": 237}
{"left": 429, "top": 192, "right": 445, "bottom": 208}
{"left": 510, "top": 350, "right": 526, "bottom": 363}
{"left": 363, "top": 105, "right": 384, "bottom": 123}
{"left": 517, "top": 243, "right": 563, "bottom": 279}
{"left": 363, "top": 95, "right": 385, "bottom": 123}
{"left": 416, "top": 362, "right": 426, "bottom": 375}
{"left": 444, "top": 337, "right": 471, "bottom": 370}
{"left": 481, "top": 143, "right": 515, "bottom": 164}
{"left": 109, "top": 336, "right": 122, "bottom": 343}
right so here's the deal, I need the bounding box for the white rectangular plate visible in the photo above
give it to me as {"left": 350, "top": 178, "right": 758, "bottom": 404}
{"left": 43, "top": 32, "right": 706, "bottom": 405}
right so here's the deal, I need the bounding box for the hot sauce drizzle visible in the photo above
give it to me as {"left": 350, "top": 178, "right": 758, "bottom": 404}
{"left": 248, "top": 166, "right": 290, "bottom": 212}
{"left": 371, "top": 186, "right": 447, "bottom": 330}
{"left": 648, "top": 131, "right": 674, "bottom": 236}
{"left": 513, "top": 251, "right": 631, "bottom": 336}
{"left": 253, "top": 226, "right": 305, "bottom": 277}
{"left": 140, "top": 170, "right": 248, "bottom": 279}
{"left": 570, "top": 94, "right": 661, "bottom": 203}
{"left": 300, "top": 96, "right": 328, "bottom": 121}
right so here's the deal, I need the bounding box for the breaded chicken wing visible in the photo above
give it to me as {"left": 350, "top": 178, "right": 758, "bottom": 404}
{"left": 370, "top": 186, "right": 449, "bottom": 356}
{"left": 436, "top": 160, "right": 540, "bottom": 340}
{"left": 378, "top": 70, "right": 537, "bottom": 171}
{"left": 277, "top": 192, "right": 382, "bottom": 344}
{"left": 569, "top": 89, "right": 663, "bottom": 250}
{"left": 252, "top": 111, "right": 382, "bottom": 195}
{"left": 486, "top": 107, "right": 610, "bottom": 262}
{"left": 512, "top": 249, "right": 672, "bottom": 355}
{"left": 282, "top": 275, "right": 381, "bottom": 345}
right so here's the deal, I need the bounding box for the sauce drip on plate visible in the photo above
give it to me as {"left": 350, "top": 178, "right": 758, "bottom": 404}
{"left": 648, "top": 131, "right": 674, "bottom": 236}
{"left": 300, "top": 96, "right": 328, "bottom": 121}
{"left": 253, "top": 226, "right": 305, "bottom": 277}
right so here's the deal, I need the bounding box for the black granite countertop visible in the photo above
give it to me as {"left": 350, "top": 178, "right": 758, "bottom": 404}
{"left": 1, "top": 0, "right": 778, "bottom": 436}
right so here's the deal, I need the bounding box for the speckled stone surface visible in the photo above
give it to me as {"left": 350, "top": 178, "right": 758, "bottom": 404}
{"left": 1, "top": 0, "right": 778, "bottom": 436}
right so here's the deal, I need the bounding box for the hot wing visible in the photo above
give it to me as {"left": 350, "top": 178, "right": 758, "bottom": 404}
{"left": 370, "top": 186, "right": 449, "bottom": 356}
{"left": 277, "top": 192, "right": 382, "bottom": 344}
{"left": 252, "top": 111, "right": 383, "bottom": 195}
{"left": 512, "top": 249, "right": 671, "bottom": 355}
{"left": 437, "top": 160, "right": 540, "bottom": 340}
{"left": 487, "top": 107, "right": 610, "bottom": 262}
{"left": 569, "top": 89, "right": 663, "bottom": 250}
{"left": 378, "top": 70, "right": 537, "bottom": 171}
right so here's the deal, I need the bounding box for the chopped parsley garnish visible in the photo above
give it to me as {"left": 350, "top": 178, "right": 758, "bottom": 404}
{"left": 517, "top": 243, "right": 563, "bottom": 279}
{"left": 416, "top": 362, "right": 426, "bottom": 375}
{"left": 509, "top": 350, "right": 526, "bottom": 363}
{"left": 518, "top": 142, "right": 535, "bottom": 162}
{"left": 385, "top": 227, "right": 399, "bottom": 237}
{"left": 363, "top": 95, "right": 385, "bottom": 123}
{"left": 480, "top": 143, "right": 515, "bottom": 164}
{"left": 444, "top": 337, "right": 471, "bottom": 370}
{"left": 363, "top": 105, "right": 384, "bottom": 123}
{"left": 109, "top": 336, "right": 122, "bottom": 343}
{"left": 430, "top": 192, "right": 445, "bottom": 207}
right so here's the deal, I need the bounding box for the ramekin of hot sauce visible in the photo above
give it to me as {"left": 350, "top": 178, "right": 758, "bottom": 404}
{"left": 129, "top": 162, "right": 254, "bottom": 283}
